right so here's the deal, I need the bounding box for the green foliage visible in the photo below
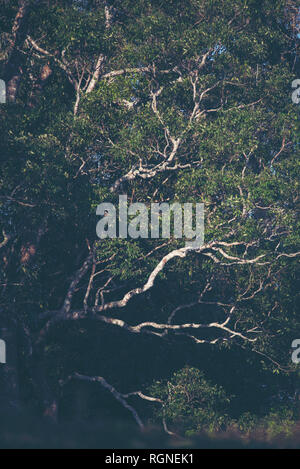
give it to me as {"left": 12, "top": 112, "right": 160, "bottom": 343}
{"left": 149, "top": 367, "right": 299, "bottom": 439}
{"left": 232, "top": 406, "right": 298, "bottom": 439}
{"left": 150, "top": 367, "right": 232, "bottom": 436}
{"left": 0, "top": 0, "right": 299, "bottom": 440}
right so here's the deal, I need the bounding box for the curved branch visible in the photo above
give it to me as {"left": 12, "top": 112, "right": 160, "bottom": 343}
{"left": 62, "top": 372, "right": 163, "bottom": 430}
{"left": 0, "top": 231, "right": 11, "bottom": 250}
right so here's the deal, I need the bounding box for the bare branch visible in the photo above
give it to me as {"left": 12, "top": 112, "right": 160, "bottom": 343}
{"left": 26, "top": 36, "right": 78, "bottom": 88}
{"left": 0, "top": 230, "right": 11, "bottom": 250}
{"left": 61, "top": 248, "right": 95, "bottom": 315}
{"left": 63, "top": 373, "right": 145, "bottom": 429}
{"left": 86, "top": 53, "right": 105, "bottom": 94}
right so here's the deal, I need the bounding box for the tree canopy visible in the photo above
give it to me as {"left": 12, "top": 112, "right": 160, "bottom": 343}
{"left": 0, "top": 0, "right": 299, "bottom": 445}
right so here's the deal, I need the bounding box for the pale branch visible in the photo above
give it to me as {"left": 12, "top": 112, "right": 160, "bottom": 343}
{"left": 0, "top": 230, "right": 11, "bottom": 250}
{"left": 50, "top": 307, "right": 257, "bottom": 345}
{"left": 88, "top": 239, "right": 290, "bottom": 317}
{"left": 73, "top": 68, "right": 85, "bottom": 116}
{"left": 86, "top": 53, "right": 105, "bottom": 94}
{"left": 223, "top": 98, "right": 263, "bottom": 113}
{"left": 95, "top": 276, "right": 115, "bottom": 307}
{"left": 26, "top": 35, "right": 206, "bottom": 125}
{"left": 104, "top": 3, "right": 114, "bottom": 30}
{"left": 210, "top": 247, "right": 266, "bottom": 264}
{"left": 41, "top": 296, "right": 258, "bottom": 347}
{"left": 191, "top": 81, "right": 221, "bottom": 121}
{"left": 270, "top": 136, "right": 290, "bottom": 166}
{"left": 123, "top": 318, "right": 256, "bottom": 343}
{"left": 0, "top": 195, "right": 36, "bottom": 208}
{"left": 110, "top": 160, "right": 200, "bottom": 192}
{"left": 276, "top": 251, "right": 300, "bottom": 259}
{"left": 168, "top": 298, "right": 233, "bottom": 325}
{"left": 137, "top": 241, "right": 171, "bottom": 261}
{"left": 245, "top": 348, "right": 294, "bottom": 373}
{"left": 101, "top": 65, "right": 186, "bottom": 81}
{"left": 83, "top": 256, "right": 97, "bottom": 312}
{"left": 110, "top": 73, "right": 222, "bottom": 192}
{"left": 38, "top": 240, "right": 283, "bottom": 340}
{"left": 101, "top": 66, "right": 151, "bottom": 80}
{"left": 92, "top": 246, "right": 191, "bottom": 312}
{"left": 239, "top": 279, "right": 265, "bottom": 301}
{"left": 162, "top": 418, "right": 178, "bottom": 437}
{"left": 122, "top": 391, "right": 162, "bottom": 403}
{"left": 61, "top": 372, "right": 177, "bottom": 434}
{"left": 173, "top": 332, "right": 228, "bottom": 345}
{"left": 61, "top": 248, "right": 95, "bottom": 315}
{"left": 62, "top": 372, "right": 145, "bottom": 429}
{"left": 26, "top": 36, "right": 77, "bottom": 88}
{"left": 23, "top": 38, "right": 184, "bottom": 90}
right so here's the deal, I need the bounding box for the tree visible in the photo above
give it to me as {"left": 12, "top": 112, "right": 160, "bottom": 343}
{"left": 150, "top": 366, "right": 232, "bottom": 436}
{"left": 0, "top": 0, "right": 299, "bottom": 430}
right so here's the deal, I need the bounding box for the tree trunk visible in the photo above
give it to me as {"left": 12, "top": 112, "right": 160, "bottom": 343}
{"left": 2, "top": 0, "right": 31, "bottom": 103}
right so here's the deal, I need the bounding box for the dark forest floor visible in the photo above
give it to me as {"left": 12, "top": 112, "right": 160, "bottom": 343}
{"left": 0, "top": 410, "right": 299, "bottom": 449}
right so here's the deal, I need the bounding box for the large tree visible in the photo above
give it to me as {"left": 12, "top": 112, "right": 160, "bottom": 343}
{"left": 0, "top": 0, "right": 299, "bottom": 430}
